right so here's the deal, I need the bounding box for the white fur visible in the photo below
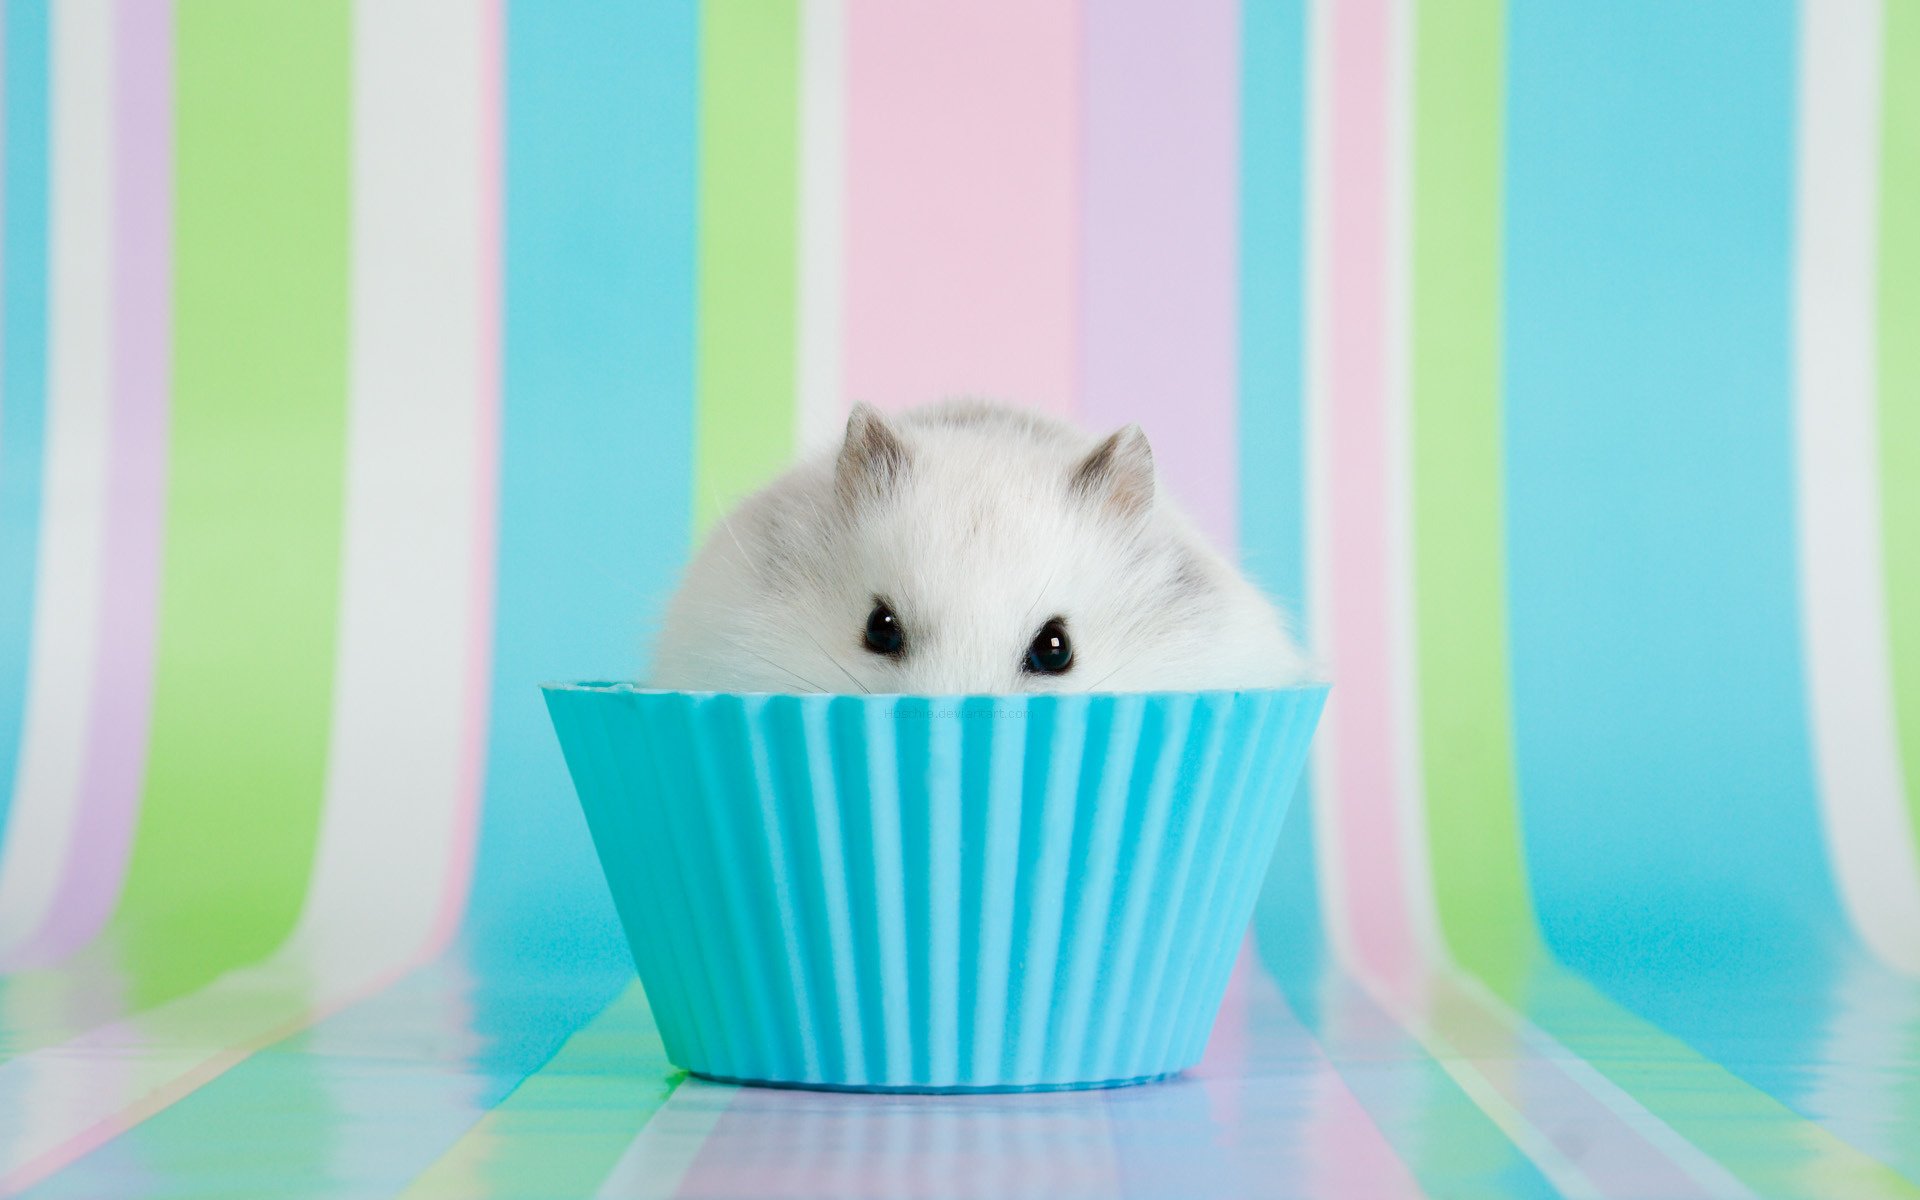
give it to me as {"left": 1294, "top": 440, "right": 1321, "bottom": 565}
{"left": 651, "top": 401, "right": 1311, "bottom": 694}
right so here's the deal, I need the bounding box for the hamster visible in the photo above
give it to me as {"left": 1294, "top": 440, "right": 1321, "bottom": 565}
{"left": 650, "top": 400, "right": 1310, "bottom": 695}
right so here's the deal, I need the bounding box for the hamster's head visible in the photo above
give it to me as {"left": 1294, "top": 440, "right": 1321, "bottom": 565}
{"left": 650, "top": 402, "right": 1305, "bottom": 694}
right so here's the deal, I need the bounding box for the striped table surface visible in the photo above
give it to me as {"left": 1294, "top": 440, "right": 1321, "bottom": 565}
{"left": 2, "top": 0, "right": 1919, "bottom": 1196}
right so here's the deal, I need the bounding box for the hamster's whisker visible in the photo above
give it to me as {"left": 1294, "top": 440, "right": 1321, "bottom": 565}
{"left": 1084, "top": 653, "right": 1141, "bottom": 694}
{"left": 739, "top": 645, "right": 834, "bottom": 693}
{"left": 1019, "top": 561, "right": 1060, "bottom": 630}
{"left": 705, "top": 481, "right": 758, "bottom": 570}
{"left": 796, "top": 627, "right": 872, "bottom": 694}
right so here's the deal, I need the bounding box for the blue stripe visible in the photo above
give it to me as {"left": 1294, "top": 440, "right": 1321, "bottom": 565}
{"left": 0, "top": 1, "right": 50, "bottom": 845}
{"left": 1236, "top": 0, "right": 1322, "bottom": 979}
{"left": 1502, "top": 3, "right": 1920, "bottom": 1164}
{"left": 1235, "top": 0, "right": 1308, "bottom": 622}
{"left": 467, "top": 0, "right": 698, "bottom": 971}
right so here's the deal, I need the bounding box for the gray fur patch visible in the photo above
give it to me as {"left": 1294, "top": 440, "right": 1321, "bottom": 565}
{"left": 1069, "top": 426, "right": 1155, "bottom": 520}
{"left": 836, "top": 405, "right": 910, "bottom": 506}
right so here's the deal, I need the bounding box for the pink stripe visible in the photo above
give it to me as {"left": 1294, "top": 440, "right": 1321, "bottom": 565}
{"left": 672, "top": 1085, "right": 1123, "bottom": 1199}
{"left": 1077, "top": 0, "right": 1241, "bottom": 546}
{"left": 845, "top": 2, "right": 1079, "bottom": 414}
{"left": 18, "top": 0, "right": 173, "bottom": 964}
{"left": 1197, "top": 938, "right": 1253, "bottom": 1128}
{"left": 425, "top": 0, "right": 502, "bottom": 957}
{"left": 1183, "top": 958, "right": 1424, "bottom": 1199}
{"left": 1323, "top": 0, "right": 1416, "bottom": 979}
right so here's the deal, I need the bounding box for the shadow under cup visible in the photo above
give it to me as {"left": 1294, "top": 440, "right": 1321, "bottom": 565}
{"left": 542, "top": 684, "right": 1328, "bottom": 1093}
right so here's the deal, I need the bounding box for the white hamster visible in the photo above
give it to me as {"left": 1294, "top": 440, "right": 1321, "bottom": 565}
{"left": 650, "top": 400, "right": 1309, "bottom": 694}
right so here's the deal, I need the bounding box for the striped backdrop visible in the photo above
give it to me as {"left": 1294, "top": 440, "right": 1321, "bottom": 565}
{"left": 0, "top": 1, "right": 1917, "bottom": 1195}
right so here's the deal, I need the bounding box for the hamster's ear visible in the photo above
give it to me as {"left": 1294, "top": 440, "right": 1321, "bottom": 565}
{"left": 1070, "top": 424, "right": 1155, "bottom": 520}
{"left": 836, "top": 403, "right": 910, "bottom": 506}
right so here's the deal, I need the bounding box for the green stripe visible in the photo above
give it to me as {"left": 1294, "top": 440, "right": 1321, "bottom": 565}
{"left": 1883, "top": 0, "right": 1920, "bottom": 858}
{"left": 111, "top": 1, "right": 351, "bottom": 1006}
{"left": 1410, "top": 0, "right": 1535, "bottom": 985}
{"left": 693, "top": 0, "right": 801, "bottom": 534}
{"left": 401, "top": 985, "right": 682, "bottom": 1197}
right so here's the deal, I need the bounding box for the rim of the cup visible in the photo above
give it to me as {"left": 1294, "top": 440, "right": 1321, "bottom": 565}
{"left": 541, "top": 681, "right": 1332, "bottom": 701}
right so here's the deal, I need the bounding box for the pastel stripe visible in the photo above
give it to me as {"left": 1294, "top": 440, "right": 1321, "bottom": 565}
{"left": 1263, "top": 9, "right": 1552, "bottom": 1191}
{"left": 693, "top": 0, "right": 799, "bottom": 531}
{"left": 1506, "top": 0, "right": 1829, "bottom": 961}
{"left": 669, "top": 1083, "right": 1125, "bottom": 1199}
{"left": 1321, "top": 3, "right": 1892, "bottom": 1192}
{"left": 1384, "top": 16, "right": 1736, "bottom": 1176}
{"left": 20, "top": 961, "right": 519, "bottom": 1195}
{"left": 0, "top": 0, "right": 113, "bottom": 956}
{"left": 1518, "top": 966, "right": 1919, "bottom": 1196}
{"left": 1078, "top": 0, "right": 1240, "bottom": 545}
{"left": 794, "top": 0, "right": 845, "bottom": 454}
{"left": 1137, "top": 960, "right": 1424, "bottom": 1199}
{"left": 464, "top": 0, "right": 695, "bottom": 966}
{"left": 1315, "top": 0, "right": 1414, "bottom": 975}
{"left": 1396, "top": 0, "right": 1818, "bottom": 1190}
{"left": 401, "top": 984, "right": 677, "bottom": 1198}
{"left": 1379, "top": 0, "right": 1440, "bottom": 967}
{"left": 1883, "top": 0, "right": 1920, "bottom": 865}
{"left": 0, "top": 952, "right": 423, "bottom": 1191}
{"left": 1256, "top": 0, "right": 1332, "bottom": 987}
{"left": 0, "top": 5, "right": 1918, "bottom": 1195}
{"left": 1794, "top": 0, "right": 1920, "bottom": 973}
{"left": 207, "top": 19, "right": 711, "bottom": 1177}
{"left": 1238, "top": 0, "right": 1322, "bottom": 1035}
{"left": 14, "top": 0, "right": 173, "bottom": 964}
{"left": 0, "top": 0, "right": 49, "bottom": 850}
{"left": 0, "top": 6, "right": 500, "bottom": 1182}
{"left": 1239, "top": 10, "right": 1508, "bottom": 1187}
{"left": 1505, "top": 0, "right": 1837, "bottom": 994}
{"left": 1266, "top": 960, "right": 1559, "bottom": 1196}
{"left": 1406, "top": 0, "right": 1535, "bottom": 987}
{"left": 1236, "top": 0, "right": 1309, "bottom": 621}
{"left": 106, "top": 0, "right": 351, "bottom": 1008}
{"left": 594, "top": 1081, "right": 732, "bottom": 1199}
{"left": 161, "top": 10, "right": 707, "bottom": 1186}
{"left": 289, "top": 0, "right": 494, "bottom": 974}
{"left": 844, "top": 1, "right": 1078, "bottom": 413}
{"left": 1504, "top": 4, "right": 1920, "bottom": 1189}
{"left": 1299, "top": 0, "right": 1341, "bottom": 958}
{"left": 436, "top": 0, "right": 503, "bottom": 961}
{"left": 1391, "top": 970, "right": 1759, "bottom": 1198}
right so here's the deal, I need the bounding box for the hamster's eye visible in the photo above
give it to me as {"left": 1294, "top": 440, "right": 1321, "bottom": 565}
{"left": 1024, "top": 618, "right": 1073, "bottom": 675}
{"left": 864, "top": 600, "right": 904, "bottom": 657}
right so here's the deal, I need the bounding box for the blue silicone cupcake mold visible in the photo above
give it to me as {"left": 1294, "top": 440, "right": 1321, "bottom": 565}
{"left": 542, "top": 685, "right": 1327, "bottom": 1093}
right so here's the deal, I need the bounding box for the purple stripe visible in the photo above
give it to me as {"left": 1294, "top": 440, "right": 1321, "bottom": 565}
{"left": 1077, "top": 0, "right": 1242, "bottom": 548}
{"left": 18, "top": 0, "right": 172, "bottom": 963}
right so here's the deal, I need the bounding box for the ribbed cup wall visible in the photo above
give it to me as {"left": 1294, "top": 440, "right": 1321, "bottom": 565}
{"left": 544, "top": 685, "right": 1328, "bottom": 1092}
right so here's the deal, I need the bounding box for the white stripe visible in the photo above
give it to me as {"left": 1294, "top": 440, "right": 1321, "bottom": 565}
{"left": 0, "top": 3, "right": 497, "bottom": 1182}
{"left": 1383, "top": 0, "right": 1443, "bottom": 962}
{"left": 1300, "top": 0, "right": 1348, "bottom": 960}
{"left": 795, "top": 0, "right": 845, "bottom": 453}
{"left": 597, "top": 1081, "right": 737, "bottom": 1199}
{"left": 0, "top": 0, "right": 115, "bottom": 956}
{"left": 289, "top": 0, "right": 492, "bottom": 969}
{"left": 1793, "top": 0, "right": 1920, "bottom": 975}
